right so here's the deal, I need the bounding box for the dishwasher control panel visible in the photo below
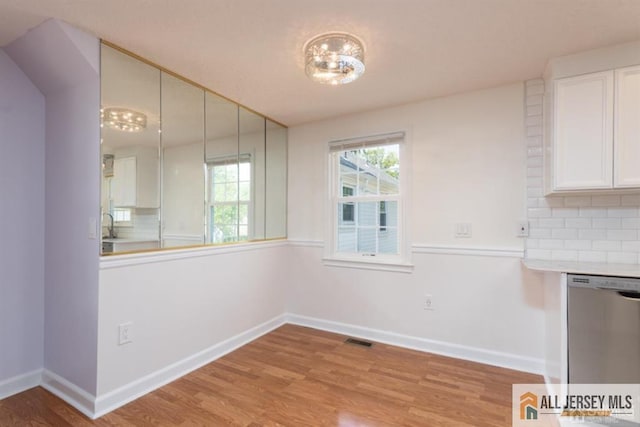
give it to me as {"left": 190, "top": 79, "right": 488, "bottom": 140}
{"left": 568, "top": 274, "right": 640, "bottom": 292}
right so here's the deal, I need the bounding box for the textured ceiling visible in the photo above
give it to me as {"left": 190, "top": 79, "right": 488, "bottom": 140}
{"left": 1, "top": 0, "right": 639, "bottom": 125}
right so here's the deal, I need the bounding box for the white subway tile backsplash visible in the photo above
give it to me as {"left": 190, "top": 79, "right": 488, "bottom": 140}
{"left": 527, "top": 147, "right": 543, "bottom": 156}
{"left": 579, "top": 208, "right": 608, "bottom": 218}
{"left": 540, "top": 197, "right": 565, "bottom": 208}
{"left": 622, "top": 241, "right": 640, "bottom": 252}
{"left": 523, "top": 79, "right": 638, "bottom": 266}
{"left": 592, "top": 240, "right": 622, "bottom": 251}
{"left": 607, "top": 252, "right": 638, "bottom": 264}
{"left": 551, "top": 250, "right": 578, "bottom": 262}
{"left": 527, "top": 177, "right": 543, "bottom": 188}
{"left": 622, "top": 218, "right": 640, "bottom": 229}
{"left": 578, "top": 229, "right": 607, "bottom": 240}
{"left": 540, "top": 239, "right": 565, "bottom": 249}
{"left": 564, "top": 240, "right": 591, "bottom": 250}
{"left": 565, "top": 218, "right": 591, "bottom": 229}
{"left": 527, "top": 136, "right": 542, "bottom": 147}
{"left": 552, "top": 228, "right": 578, "bottom": 240}
{"left": 529, "top": 208, "right": 552, "bottom": 218}
{"left": 526, "top": 126, "right": 542, "bottom": 137}
{"left": 591, "top": 195, "right": 621, "bottom": 207}
{"left": 529, "top": 228, "right": 552, "bottom": 239}
{"left": 528, "top": 156, "right": 543, "bottom": 167}
{"left": 527, "top": 167, "right": 543, "bottom": 177}
{"left": 564, "top": 196, "right": 591, "bottom": 207}
{"left": 592, "top": 218, "right": 622, "bottom": 229}
{"left": 607, "top": 207, "right": 639, "bottom": 217}
{"left": 552, "top": 208, "right": 579, "bottom": 218}
{"left": 539, "top": 218, "right": 565, "bottom": 228}
{"left": 578, "top": 251, "right": 608, "bottom": 263}
{"left": 527, "top": 104, "right": 543, "bottom": 116}
{"left": 526, "top": 94, "right": 543, "bottom": 106}
{"left": 607, "top": 229, "right": 637, "bottom": 241}
{"left": 526, "top": 239, "right": 540, "bottom": 249}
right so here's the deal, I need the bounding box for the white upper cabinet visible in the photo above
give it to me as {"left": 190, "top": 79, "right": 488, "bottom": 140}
{"left": 549, "top": 65, "right": 640, "bottom": 194}
{"left": 111, "top": 149, "right": 159, "bottom": 208}
{"left": 553, "top": 71, "right": 614, "bottom": 191}
{"left": 112, "top": 156, "right": 137, "bottom": 207}
{"left": 614, "top": 65, "right": 640, "bottom": 188}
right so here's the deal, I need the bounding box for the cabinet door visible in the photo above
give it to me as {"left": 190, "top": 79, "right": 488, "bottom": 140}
{"left": 614, "top": 65, "right": 640, "bottom": 188}
{"left": 553, "top": 71, "right": 614, "bottom": 190}
{"left": 112, "top": 157, "right": 137, "bottom": 207}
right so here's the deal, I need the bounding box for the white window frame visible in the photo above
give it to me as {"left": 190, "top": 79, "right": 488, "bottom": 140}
{"left": 324, "top": 131, "right": 413, "bottom": 273}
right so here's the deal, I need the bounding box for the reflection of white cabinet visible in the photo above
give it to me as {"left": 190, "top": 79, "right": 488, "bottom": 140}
{"left": 112, "top": 157, "right": 137, "bottom": 207}
{"left": 550, "top": 65, "right": 640, "bottom": 193}
{"left": 112, "top": 149, "right": 159, "bottom": 208}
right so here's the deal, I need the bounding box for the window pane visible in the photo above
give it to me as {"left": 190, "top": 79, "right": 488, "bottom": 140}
{"left": 358, "top": 172, "right": 378, "bottom": 195}
{"left": 338, "top": 203, "right": 355, "bottom": 224}
{"left": 238, "top": 203, "right": 248, "bottom": 225}
{"left": 357, "top": 202, "right": 377, "bottom": 226}
{"left": 239, "top": 182, "right": 250, "bottom": 201}
{"left": 382, "top": 201, "right": 398, "bottom": 227}
{"left": 357, "top": 228, "right": 376, "bottom": 253}
{"left": 337, "top": 227, "right": 356, "bottom": 252}
{"left": 378, "top": 227, "right": 398, "bottom": 254}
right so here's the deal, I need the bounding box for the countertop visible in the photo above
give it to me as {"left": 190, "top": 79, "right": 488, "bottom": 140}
{"left": 102, "top": 238, "right": 160, "bottom": 244}
{"left": 523, "top": 259, "right": 640, "bottom": 278}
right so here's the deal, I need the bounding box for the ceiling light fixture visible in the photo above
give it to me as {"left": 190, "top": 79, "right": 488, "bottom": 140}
{"left": 304, "top": 32, "right": 365, "bottom": 85}
{"left": 100, "top": 107, "right": 147, "bottom": 132}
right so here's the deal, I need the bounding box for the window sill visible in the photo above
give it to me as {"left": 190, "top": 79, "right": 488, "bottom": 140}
{"left": 322, "top": 256, "right": 414, "bottom": 273}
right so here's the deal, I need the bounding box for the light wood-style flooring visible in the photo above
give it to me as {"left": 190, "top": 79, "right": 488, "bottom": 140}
{"left": 0, "top": 324, "right": 542, "bottom": 426}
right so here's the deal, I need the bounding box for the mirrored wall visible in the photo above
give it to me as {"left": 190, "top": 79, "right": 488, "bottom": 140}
{"left": 100, "top": 43, "right": 287, "bottom": 255}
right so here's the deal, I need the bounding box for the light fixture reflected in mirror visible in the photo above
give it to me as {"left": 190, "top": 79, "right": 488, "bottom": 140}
{"left": 100, "top": 107, "right": 147, "bottom": 132}
{"left": 304, "top": 32, "right": 365, "bottom": 85}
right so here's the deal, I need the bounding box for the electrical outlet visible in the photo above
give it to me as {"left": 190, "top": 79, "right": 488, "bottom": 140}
{"left": 118, "top": 322, "right": 133, "bottom": 345}
{"left": 517, "top": 220, "right": 529, "bottom": 237}
{"left": 424, "top": 294, "right": 434, "bottom": 311}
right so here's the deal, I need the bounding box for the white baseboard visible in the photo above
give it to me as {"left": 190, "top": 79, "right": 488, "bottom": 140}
{"left": 40, "top": 369, "right": 95, "bottom": 418}
{"left": 93, "top": 313, "right": 287, "bottom": 418}
{"left": 285, "top": 313, "right": 545, "bottom": 375}
{"left": 0, "top": 369, "right": 42, "bottom": 400}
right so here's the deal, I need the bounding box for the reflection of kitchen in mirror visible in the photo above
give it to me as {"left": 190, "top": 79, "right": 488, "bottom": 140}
{"left": 100, "top": 44, "right": 161, "bottom": 254}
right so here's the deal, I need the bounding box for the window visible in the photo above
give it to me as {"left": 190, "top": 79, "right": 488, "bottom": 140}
{"left": 112, "top": 207, "right": 132, "bottom": 226}
{"left": 327, "top": 132, "right": 410, "bottom": 270}
{"left": 207, "top": 155, "right": 252, "bottom": 244}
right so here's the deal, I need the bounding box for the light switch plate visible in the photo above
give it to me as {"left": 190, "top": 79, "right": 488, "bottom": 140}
{"left": 455, "top": 223, "right": 472, "bottom": 238}
{"left": 517, "top": 220, "right": 529, "bottom": 237}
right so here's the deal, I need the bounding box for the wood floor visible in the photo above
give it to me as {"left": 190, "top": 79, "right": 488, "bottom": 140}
{"left": 0, "top": 324, "right": 542, "bottom": 426}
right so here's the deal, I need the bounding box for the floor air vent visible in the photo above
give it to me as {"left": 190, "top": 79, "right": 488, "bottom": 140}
{"left": 344, "top": 337, "right": 373, "bottom": 347}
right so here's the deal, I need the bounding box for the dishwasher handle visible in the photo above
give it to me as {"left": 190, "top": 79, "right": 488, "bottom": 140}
{"left": 617, "top": 291, "right": 640, "bottom": 300}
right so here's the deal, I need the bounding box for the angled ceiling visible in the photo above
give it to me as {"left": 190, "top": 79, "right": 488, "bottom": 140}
{"left": 1, "top": 0, "right": 639, "bottom": 126}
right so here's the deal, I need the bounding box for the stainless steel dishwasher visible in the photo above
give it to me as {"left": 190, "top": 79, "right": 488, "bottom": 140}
{"left": 568, "top": 274, "right": 640, "bottom": 384}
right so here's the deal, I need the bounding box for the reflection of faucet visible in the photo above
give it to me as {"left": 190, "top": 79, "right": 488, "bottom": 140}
{"left": 103, "top": 212, "right": 116, "bottom": 239}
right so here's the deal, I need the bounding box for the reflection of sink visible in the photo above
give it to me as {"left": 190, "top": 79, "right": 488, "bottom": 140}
{"left": 101, "top": 238, "right": 160, "bottom": 255}
{"left": 102, "top": 241, "right": 114, "bottom": 253}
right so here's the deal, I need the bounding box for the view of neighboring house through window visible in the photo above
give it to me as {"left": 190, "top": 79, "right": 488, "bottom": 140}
{"left": 207, "top": 155, "right": 251, "bottom": 243}
{"left": 331, "top": 132, "right": 403, "bottom": 258}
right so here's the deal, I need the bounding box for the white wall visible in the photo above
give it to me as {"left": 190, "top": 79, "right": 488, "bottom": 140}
{"left": 287, "top": 83, "right": 546, "bottom": 370}
{"left": 96, "top": 243, "right": 289, "bottom": 410}
{"left": 0, "top": 49, "right": 45, "bottom": 393}
{"left": 6, "top": 19, "right": 101, "bottom": 396}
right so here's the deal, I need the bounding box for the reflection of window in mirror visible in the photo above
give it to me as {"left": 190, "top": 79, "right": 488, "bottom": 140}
{"left": 113, "top": 207, "right": 133, "bottom": 226}
{"left": 207, "top": 154, "right": 252, "bottom": 244}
